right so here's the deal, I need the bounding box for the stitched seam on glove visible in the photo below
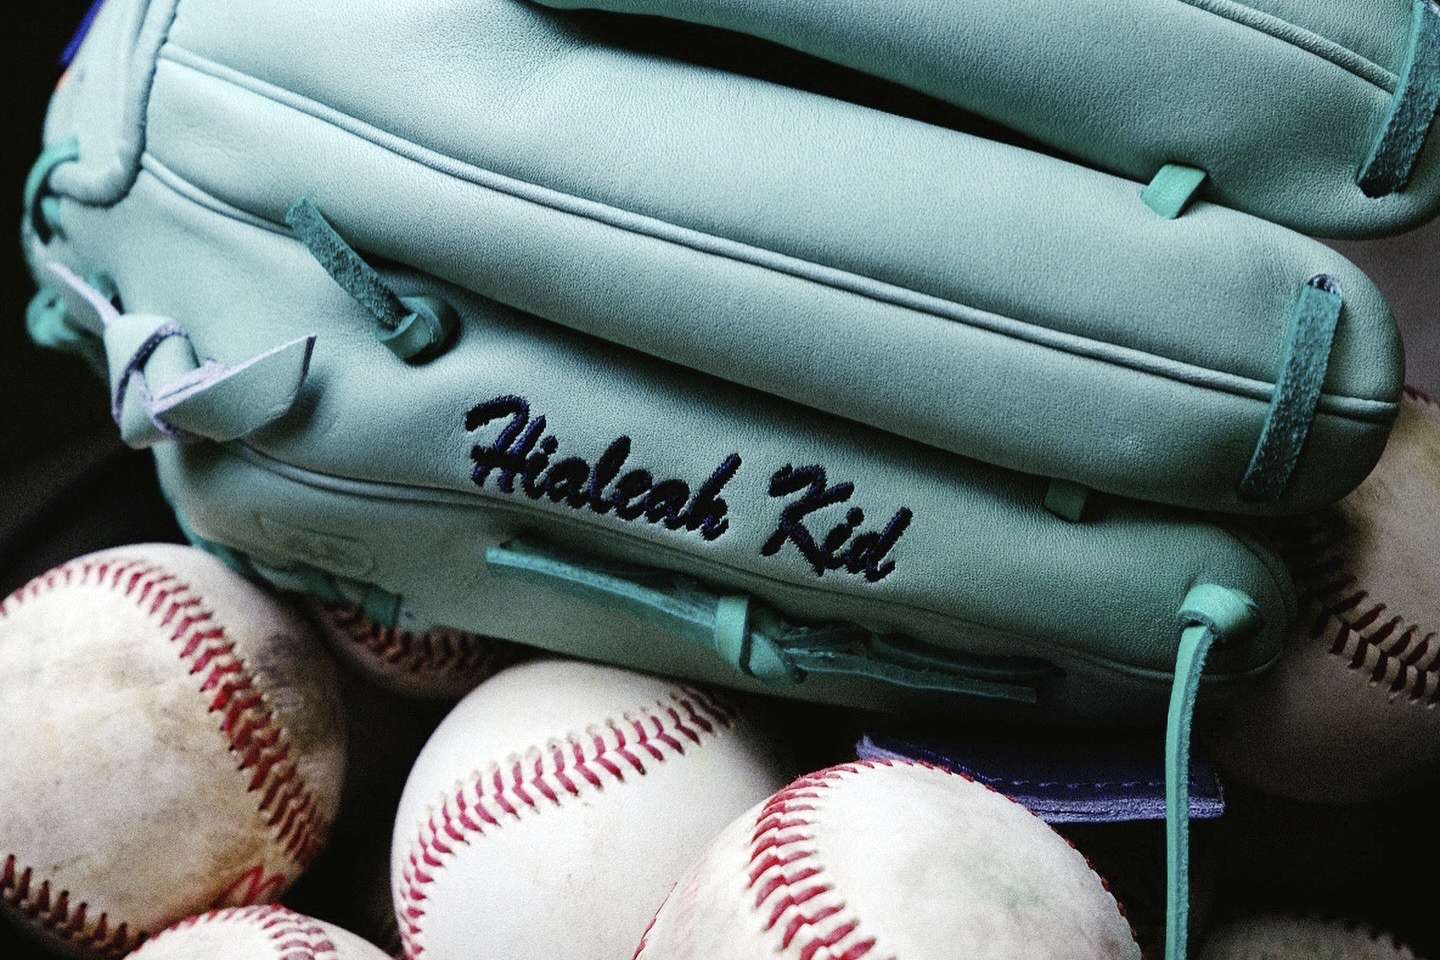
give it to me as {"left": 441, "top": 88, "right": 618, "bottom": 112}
{"left": 1173, "top": 0, "right": 1397, "bottom": 91}
{"left": 210, "top": 442, "right": 1283, "bottom": 686}
{"left": 135, "top": 97, "right": 1395, "bottom": 422}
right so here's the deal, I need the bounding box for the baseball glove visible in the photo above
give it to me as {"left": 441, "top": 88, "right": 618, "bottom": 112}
{"left": 19, "top": 2, "right": 1438, "bottom": 955}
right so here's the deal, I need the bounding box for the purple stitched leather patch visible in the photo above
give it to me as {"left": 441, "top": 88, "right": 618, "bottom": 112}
{"left": 856, "top": 732, "right": 1224, "bottom": 824}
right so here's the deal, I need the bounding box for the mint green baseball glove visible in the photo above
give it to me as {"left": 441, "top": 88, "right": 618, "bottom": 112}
{"left": 20, "top": 3, "right": 1438, "bottom": 955}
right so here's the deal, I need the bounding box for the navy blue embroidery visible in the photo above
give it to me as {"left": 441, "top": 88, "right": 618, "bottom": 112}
{"left": 466, "top": 395, "right": 740, "bottom": 542}
{"left": 761, "top": 464, "right": 912, "bottom": 583}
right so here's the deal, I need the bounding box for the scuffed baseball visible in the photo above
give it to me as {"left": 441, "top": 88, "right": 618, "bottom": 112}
{"left": 1212, "top": 389, "right": 1440, "bottom": 803}
{"left": 635, "top": 760, "right": 1140, "bottom": 960}
{"left": 1200, "top": 915, "right": 1418, "bottom": 960}
{"left": 305, "top": 600, "right": 520, "bottom": 700}
{"left": 0, "top": 544, "right": 347, "bottom": 958}
{"left": 130, "top": 905, "right": 390, "bottom": 960}
{"left": 391, "top": 658, "right": 791, "bottom": 960}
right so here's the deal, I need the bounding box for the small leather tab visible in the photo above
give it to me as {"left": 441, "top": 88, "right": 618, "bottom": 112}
{"left": 26, "top": 287, "right": 82, "bottom": 352}
{"left": 712, "top": 595, "right": 750, "bottom": 675}
{"left": 286, "top": 197, "right": 408, "bottom": 326}
{"left": 103, "top": 312, "right": 315, "bottom": 448}
{"left": 1141, "top": 164, "right": 1207, "bottom": 219}
{"left": 362, "top": 587, "right": 404, "bottom": 630}
{"left": 158, "top": 336, "right": 316, "bottom": 443}
{"left": 1043, "top": 479, "right": 1090, "bottom": 522}
{"left": 104, "top": 313, "right": 200, "bottom": 445}
{"left": 46, "top": 261, "right": 119, "bottom": 335}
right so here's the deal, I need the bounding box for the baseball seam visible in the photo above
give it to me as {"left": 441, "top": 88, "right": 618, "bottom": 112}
{"left": 320, "top": 602, "right": 502, "bottom": 677}
{"left": 261, "top": 905, "right": 344, "bottom": 960}
{"left": 152, "top": 905, "right": 343, "bottom": 958}
{"left": 743, "top": 763, "right": 888, "bottom": 960}
{"left": 1280, "top": 515, "right": 1440, "bottom": 707}
{"left": 1316, "top": 915, "right": 1421, "bottom": 959}
{"left": 396, "top": 687, "right": 737, "bottom": 960}
{"left": 1214, "top": 914, "right": 1421, "bottom": 960}
{"left": 0, "top": 557, "right": 329, "bottom": 957}
{"left": 725, "top": 760, "right": 1135, "bottom": 960}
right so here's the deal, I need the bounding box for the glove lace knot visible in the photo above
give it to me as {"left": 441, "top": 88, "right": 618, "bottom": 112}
{"left": 286, "top": 198, "right": 457, "bottom": 363}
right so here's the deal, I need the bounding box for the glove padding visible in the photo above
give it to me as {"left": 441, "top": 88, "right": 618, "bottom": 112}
{"left": 26, "top": 0, "right": 1440, "bottom": 722}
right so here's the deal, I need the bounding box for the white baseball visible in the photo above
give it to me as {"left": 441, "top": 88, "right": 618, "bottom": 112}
{"left": 1211, "top": 388, "right": 1440, "bottom": 803}
{"left": 390, "top": 658, "right": 791, "bottom": 960}
{"left": 129, "top": 905, "right": 390, "bottom": 960}
{"left": 1199, "top": 915, "right": 1419, "bottom": 960}
{"left": 635, "top": 760, "right": 1141, "bottom": 960}
{"left": 304, "top": 601, "right": 518, "bottom": 700}
{"left": 0, "top": 544, "right": 347, "bottom": 958}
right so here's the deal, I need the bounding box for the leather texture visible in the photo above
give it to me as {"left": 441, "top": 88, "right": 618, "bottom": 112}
{"left": 33, "top": 165, "right": 1295, "bottom": 723}
{"left": 36, "top": 0, "right": 1408, "bottom": 515}
{"left": 32, "top": 0, "right": 1440, "bottom": 721}
{"left": 536, "top": 0, "right": 1440, "bottom": 238}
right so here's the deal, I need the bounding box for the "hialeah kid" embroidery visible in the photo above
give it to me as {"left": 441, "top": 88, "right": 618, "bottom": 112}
{"left": 464, "top": 395, "right": 913, "bottom": 581}
{"left": 762, "top": 464, "right": 912, "bottom": 583}
{"left": 466, "top": 395, "right": 740, "bottom": 542}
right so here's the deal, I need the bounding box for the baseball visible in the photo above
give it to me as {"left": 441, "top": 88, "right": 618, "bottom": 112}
{"left": 635, "top": 760, "right": 1140, "bottom": 960}
{"left": 1199, "top": 915, "right": 1419, "bottom": 960}
{"left": 0, "top": 544, "right": 347, "bottom": 958}
{"left": 390, "top": 658, "right": 791, "bottom": 960}
{"left": 1211, "top": 388, "right": 1440, "bottom": 803}
{"left": 305, "top": 600, "right": 519, "bottom": 700}
{"left": 128, "top": 905, "right": 391, "bottom": 960}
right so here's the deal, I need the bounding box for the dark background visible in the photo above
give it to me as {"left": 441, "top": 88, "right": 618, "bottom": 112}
{"left": 2, "top": 5, "right": 1438, "bottom": 959}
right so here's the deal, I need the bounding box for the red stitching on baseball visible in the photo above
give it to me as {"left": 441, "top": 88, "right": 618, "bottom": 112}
{"left": 397, "top": 688, "right": 738, "bottom": 959}
{"left": 731, "top": 760, "right": 1137, "bottom": 960}
{"left": 261, "top": 905, "right": 344, "bottom": 960}
{"left": 743, "top": 763, "right": 883, "bottom": 960}
{"left": 1403, "top": 385, "right": 1437, "bottom": 407}
{"left": 0, "top": 557, "right": 332, "bottom": 956}
{"left": 317, "top": 602, "right": 506, "bottom": 677}
{"left": 141, "top": 905, "right": 344, "bottom": 958}
{"left": 1274, "top": 514, "right": 1440, "bottom": 707}
{"left": 2, "top": 855, "right": 141, "bottom": 959}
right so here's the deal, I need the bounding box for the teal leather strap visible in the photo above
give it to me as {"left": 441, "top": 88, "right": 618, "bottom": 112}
{"left": 485, "top": 539, "right": 1051, "bottom": 703}
{"left": 286, "top": 198, "right": 456, "bottom": 362}
{"left": 1166, "top": 584, "right": 1262, "bottom": 960}
{"left": 23, "top": 137, "right": 79, "bottom": 243}
{"left": 1141, "top": 164, "right": 1207, "bottom": 219}
{"left": 1359, "top": 0, "right": 1440, "bottom": 197}
{"left": 1238, "top": 276, "right": 1345, "bottom": 504}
